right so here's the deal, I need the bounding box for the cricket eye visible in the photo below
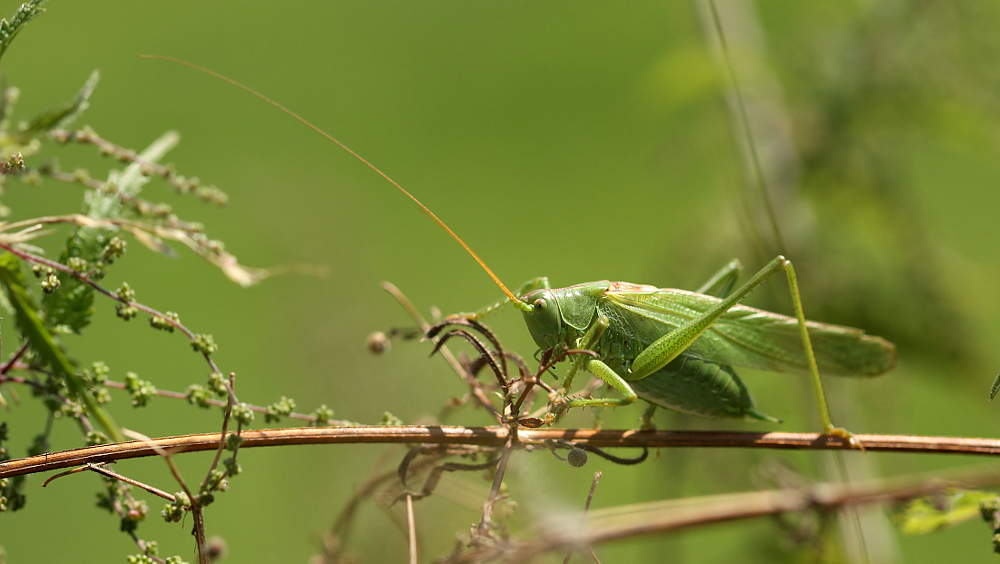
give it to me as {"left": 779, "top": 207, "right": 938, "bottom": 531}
{"left": 533, "top": 298, "right": 547, "bottom": 311}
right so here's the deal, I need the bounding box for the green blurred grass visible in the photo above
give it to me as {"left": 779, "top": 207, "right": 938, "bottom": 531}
{"left": 2, "top": 1, "right": 1000, "bottom": 562}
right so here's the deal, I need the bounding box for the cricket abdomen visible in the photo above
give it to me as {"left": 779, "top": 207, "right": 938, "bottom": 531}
{"left": 630, "top": 354, "right": 777, "bottom": 422}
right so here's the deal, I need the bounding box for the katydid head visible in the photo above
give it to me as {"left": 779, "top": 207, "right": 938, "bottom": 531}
{"left": 519, "top": 281, "right": 609, "bottom": 351}
{"left": 520, "top": 288, "right": 564, "bottom": 349}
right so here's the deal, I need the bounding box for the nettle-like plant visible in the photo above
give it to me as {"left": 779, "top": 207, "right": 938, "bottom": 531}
{"left": 4, "top": 3, "right": 1000, "bottom": 564}
{"left": 0, "top": 3, "right": 339, "bottom": 562}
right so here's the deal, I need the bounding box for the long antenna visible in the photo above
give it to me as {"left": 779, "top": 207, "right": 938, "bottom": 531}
{"left": 142, "top": 55, "right": 530, "bottom": 312}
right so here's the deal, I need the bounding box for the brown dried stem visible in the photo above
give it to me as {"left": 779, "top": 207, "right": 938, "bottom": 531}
{"left": 381, "top": 282, "right": 502, "bottom": 423}
{"left": 470, "top": 464, "right": 1000, "bottom": 563}
{"left": 6, "top": 426, "right": 1000, "bottom": 480}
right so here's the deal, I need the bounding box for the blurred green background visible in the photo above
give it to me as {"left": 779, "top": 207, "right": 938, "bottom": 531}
{"left": 3, "top": 1, "right": 1000, "bottom": 562}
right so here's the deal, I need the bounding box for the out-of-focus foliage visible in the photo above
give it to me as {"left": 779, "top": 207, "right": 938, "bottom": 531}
{"left": 0, "top": 0, "right": 44, "bottom": 62}
{"left": 762, "top": 2, "right": 1000, "bottom": 366}
{"left": 895, "top": 489, "right": 997, "bottom": 535}
{"left": 659, "top": 2, "right": 1000, "bottom": 370}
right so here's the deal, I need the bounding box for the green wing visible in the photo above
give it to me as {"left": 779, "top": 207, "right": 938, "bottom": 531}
{"left": 607, "top": 287, "right": 896, "bottom": 377}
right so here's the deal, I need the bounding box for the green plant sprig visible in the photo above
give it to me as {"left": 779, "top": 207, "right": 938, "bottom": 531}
{"left": 0, "top": 212, "right": 266, "bottom": 288}
{"left": 0, "top": 240, "right": 222, "bottom": 366}
{"left": 0, "top": 2, "right": 267, "bottom": 561}
{"left": 49, "top": 126, "right": 228, "bottom": 206}
{"left": 0, "top": 368, "right": 343, "bottom": 426}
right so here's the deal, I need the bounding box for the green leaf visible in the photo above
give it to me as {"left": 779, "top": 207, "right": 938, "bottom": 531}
{"left": 0, "top": 0, "right": 46, "bottom": 62}
{"left": 0, "top": 83, "right": 19, "bottom": 132}
{"left": 0, "top": 253, "right": 122, "bottom": 442}
{"left": 107, "top": 129, "right": 180, "bottom": 199}
{"left": 18, "top": 69, "right": 99, "bottom": 139}
{"left": 42, "top": 231, "right": 99, "bottom": 333}
{"left": 41, "top": 263, "right": 94, "bottom": 332}
{"left": 41, "top": 131, "right": 180, "bottom": 332}
{"left": 894, "top": 489, "right": 997, "bottom": 535}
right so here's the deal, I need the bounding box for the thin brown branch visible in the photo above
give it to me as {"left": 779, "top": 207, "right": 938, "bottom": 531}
{"left": 0, "top": 240, "right": 225, "bottom": 377}
{"left": 381, "top": 282, "right": 502, "bottom": 423}
{"left": 200, "top": 373, "right": 236, "bottom": 492}
{"left": 5, "top": 426, "right": 1000, "bottom": 480}
{"left": 563, "top": 471, "right": 603, "bottom": 564}
{"left": 97, "top": 377, "right": 344, "bottom": 424}
{"left": 478, "top": 433, "right": 516, "bottom": 531}
{"left": 0, "top": 342, "right": 30, "bottom": 374}
{"left": 1, "top": 365, "right": 348, "bottom": 425}
{"left": 121, "top": 428, "right": 208, "bottom": 564}
{"left": 485, "top": 464, "right": 1000, "bottom": 563}
{"left": 43, "top": 463, "right": 176, "bottom": 501}
{"left": 320, "top": 450, "right": 452, "bottom": 563}
{"left": 405, "top": 494, "right": 418, "bottom": 564}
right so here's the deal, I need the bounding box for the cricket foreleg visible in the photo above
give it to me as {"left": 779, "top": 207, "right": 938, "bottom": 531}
{"left": 552, "top": 316, "right": 638, "bottom": 410}
{"left": 558, "top": 314, "right": 608, "bottom": 394}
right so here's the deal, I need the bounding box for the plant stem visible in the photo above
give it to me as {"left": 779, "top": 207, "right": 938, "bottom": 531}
{"left": 5, "top": 426, "right": 1000, "bottom": 479}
